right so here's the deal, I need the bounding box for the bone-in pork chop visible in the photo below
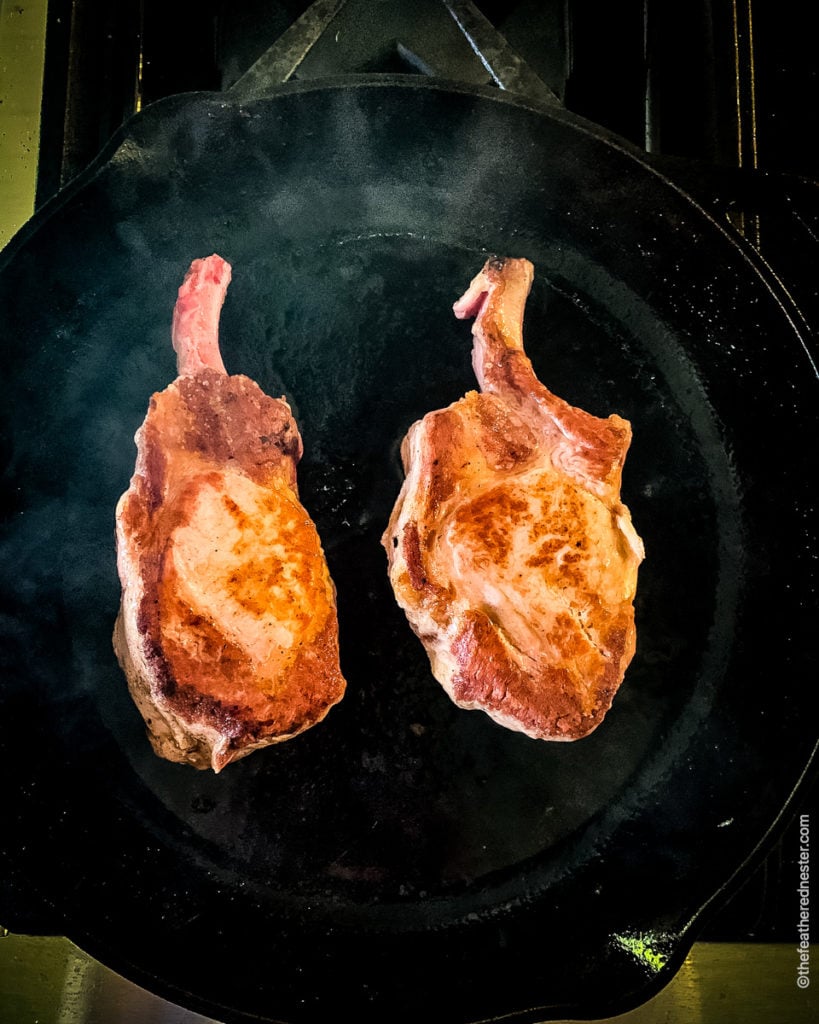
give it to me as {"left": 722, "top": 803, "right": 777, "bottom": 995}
{"left": 382, "top": 257, "right": 644, "bottom": 741}
{"left": 114, "top": 255, "right": 345, "bottom": 771}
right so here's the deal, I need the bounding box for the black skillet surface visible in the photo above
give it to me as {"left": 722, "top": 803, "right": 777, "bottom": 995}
{"left": 1, "top": 78, "right": 817, "bottom": 1024}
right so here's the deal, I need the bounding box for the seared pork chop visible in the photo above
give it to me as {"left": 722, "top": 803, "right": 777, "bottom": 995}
{"left": 114, "top": 255, "right": 345, "bottom": 771}
{"left": 382, "top": 257, "right": 644, "bottom": 741}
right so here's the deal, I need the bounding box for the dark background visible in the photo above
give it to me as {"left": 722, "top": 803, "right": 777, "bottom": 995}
{"left": 37, "top": 1, "right": 819, "bottom": 186}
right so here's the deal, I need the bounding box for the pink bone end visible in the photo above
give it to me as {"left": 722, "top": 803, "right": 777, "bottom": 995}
{"left": 171, "top": 253, "right": 233, "bottom": 377}
{"left": 452, "top": 256, "right": 534, "bottom": 392}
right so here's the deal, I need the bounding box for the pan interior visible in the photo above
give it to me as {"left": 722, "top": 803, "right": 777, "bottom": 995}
{"left": 24, "top": 231, "right": 732, "bottom": 908}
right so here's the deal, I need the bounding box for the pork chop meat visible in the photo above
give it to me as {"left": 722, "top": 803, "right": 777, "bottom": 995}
{"left": 114, "top": 254, "right": 346, "bottom": 771}
{"left": 382, "top": 256, "right": 644, "bottom": 741}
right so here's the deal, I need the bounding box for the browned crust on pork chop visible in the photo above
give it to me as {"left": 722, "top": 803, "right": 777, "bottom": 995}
{"left": 114, "top": 258, "right": 345, "bottom": 771}
{"left": 382, "top": 257, "right": 643, "bottom": 741}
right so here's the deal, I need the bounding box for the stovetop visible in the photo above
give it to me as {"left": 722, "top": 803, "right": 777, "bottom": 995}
{"left": 31, "top": 0, "right": 819, "bottom": 341}
{"left": 1, "top": 1, "right": 817, "bottom": 1021}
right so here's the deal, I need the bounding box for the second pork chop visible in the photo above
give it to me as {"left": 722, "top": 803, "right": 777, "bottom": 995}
{"left": 382, "top": 256, "right": 644, "bottom": 741}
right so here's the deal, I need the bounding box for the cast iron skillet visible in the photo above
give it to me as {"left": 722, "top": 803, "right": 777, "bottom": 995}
{"left": 1, "top": 77, "right": 817, "bottom": 1024}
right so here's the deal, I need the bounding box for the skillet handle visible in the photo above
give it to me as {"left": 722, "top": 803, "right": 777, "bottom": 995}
{"left": 228, "top": 0, "right": 559, "bottom": 109}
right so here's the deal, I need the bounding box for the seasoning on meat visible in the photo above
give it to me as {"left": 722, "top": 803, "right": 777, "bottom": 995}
{"left": 114, "top": 255, "right": 346, "bottom": 771}
{"left": 382, "top": 256, "right": 644, "bottom": 741}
